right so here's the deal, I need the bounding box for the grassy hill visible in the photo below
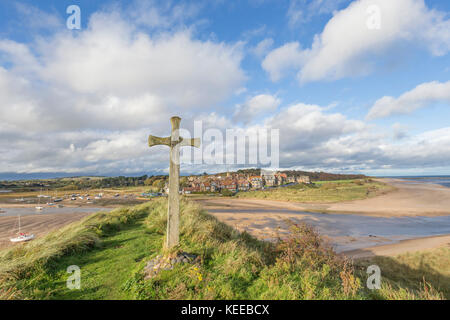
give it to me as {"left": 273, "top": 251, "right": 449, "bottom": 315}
{"left": 236, "top": 179, "right": 394, "bottom": 203}
{"left": 0, "top": 199, "right": 444, "bottom": 300}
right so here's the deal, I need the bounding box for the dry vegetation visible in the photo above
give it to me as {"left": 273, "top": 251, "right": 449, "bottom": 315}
{"left": 0, "top": 199, "right": 444, "bottom": 300}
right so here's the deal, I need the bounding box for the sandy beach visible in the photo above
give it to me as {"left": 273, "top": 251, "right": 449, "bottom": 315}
{"left": 343, "top": 234, "right": 450, "bottom": 259}
{"left": 202, "top": 178, "right": 450, "bottom": 217}
{"left": 324, "top": 178, "right": 450, "bottom": 217}
{"left": 197, "top": 178, "right": 450, "bottom": 256}
{"left": 1, "top": 178, "right": 449, "bottom": 256}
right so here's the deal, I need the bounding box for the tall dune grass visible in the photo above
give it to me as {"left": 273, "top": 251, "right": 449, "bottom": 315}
{"left": 0, "top": 199, "right": 444, "bottom": 300}
{"left": 0, "top": 204, "right": 148, "bottom": 294}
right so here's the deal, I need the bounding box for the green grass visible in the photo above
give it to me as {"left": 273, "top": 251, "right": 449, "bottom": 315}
{"left": 0, "top": 204, "right": 152, "bottom": 299}
{"left": 32, "top": 219, "right": 157, "bottom": 299}
{"left": 355, "top": 248, "right": 449, "bottom": 300}
{"left": 236, "top": 179, "right": 394, "bottom": 203}
{"left": 0, "top": 199, "right": 444, "bottom": 300}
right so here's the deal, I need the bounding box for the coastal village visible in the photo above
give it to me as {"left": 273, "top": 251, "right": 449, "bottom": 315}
{"left": 179, "top": 171, "right": 311, "bottom": 194}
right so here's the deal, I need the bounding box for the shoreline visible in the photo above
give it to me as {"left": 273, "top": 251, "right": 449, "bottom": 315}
{"left": 0, "top": 203, "right": 114, "bottom": 209}
{"left": 197, "top": 178, "right": 450, "bottom": 257}
{"left": 0, "top": 211, "right": 97, "bottom": 249}
{"left": 222, "top": 178, "right": 450, "bottom": 217}
{"left": 199, "top": 196, "right": 450, "bottom": 257}
{"left": 342, "top": 234, "right": 450, "bottom": 259}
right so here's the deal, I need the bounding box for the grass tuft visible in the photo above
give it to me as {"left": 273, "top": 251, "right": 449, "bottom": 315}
{"left": 0, "top": 198, "right": 445, "bottom": 300}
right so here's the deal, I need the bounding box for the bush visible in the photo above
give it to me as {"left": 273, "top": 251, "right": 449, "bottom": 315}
{"left": 220, "top": 189, "right": 234, "bottom": 197}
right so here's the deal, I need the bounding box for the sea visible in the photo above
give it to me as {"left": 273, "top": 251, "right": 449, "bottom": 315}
{"left": 385, "top": 176, "right": 450, "bottom": 188}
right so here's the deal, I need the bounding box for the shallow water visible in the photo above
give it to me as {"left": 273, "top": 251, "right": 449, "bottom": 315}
{"left": 208, "top": 207, "right": 450, "bottom": 252}
{"left": 391, "top": 176, "right": 450, "bottom": 188}
{"left": 0, "top": 206, "right": 106, "bottom": 217}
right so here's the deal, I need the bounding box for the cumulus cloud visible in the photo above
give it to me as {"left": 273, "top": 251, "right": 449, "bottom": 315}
{"left": 233, "top": 94, "right": 281, "bottom": 124}
{"left": 367, "top": 80, "right": 450, "bottom": 120}
{"left": 287, "top": 0, "right": 349, "bottom": 27}
{"left": 262, "top": 42, "right": 307, "bottom": 82}
{"left": 14, "top": 3, "right": 63, "bottom": 31}
{"left": 251, "top": 38, "right": 274, "bottom": 58}
{"left": 128, "top": 0, "right": 201, "bottom": 29}
{"left": 1, "top": 1, "right": 449, "bottom": 176}
{"left": 0, "top": 4, "right": 245, "bottom": 174}
{"left": 267, "top": 103, "right": 366, "bottom": 152}
{"left": 264, "top": 0, "right": 450, "bottom": 83}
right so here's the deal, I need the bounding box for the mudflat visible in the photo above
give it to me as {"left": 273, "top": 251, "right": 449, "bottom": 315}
{"left": 323, "top": 178, "right": 450, "bottom": 217}
{"left": 197, "top": 179, "right": 450, "bottom": 256}
{"left": 0, "top": 211, "right": 94, "bottom": 249}
{"left": 203, "top": 178, "right": 450, "bottom": 217}
{"left": 343, "top": 235, "right": 450, "bottom": 259}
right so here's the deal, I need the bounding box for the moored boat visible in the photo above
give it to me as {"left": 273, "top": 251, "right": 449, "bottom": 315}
{"left": 10, "top": 215, "right": 35, "bottom": 243}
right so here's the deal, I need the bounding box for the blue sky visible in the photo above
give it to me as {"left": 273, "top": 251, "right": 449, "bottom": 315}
{"left": 0, "top": 0, "right": 449, "bottom": 178}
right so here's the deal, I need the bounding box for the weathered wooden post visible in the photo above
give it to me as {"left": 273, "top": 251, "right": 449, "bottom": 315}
{"left": 148, "top": 116, "right": 200, "bottom": 248}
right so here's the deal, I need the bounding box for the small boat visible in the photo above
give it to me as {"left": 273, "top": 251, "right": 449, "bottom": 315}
{"left": 10, "top": 233, "right": 35, "bottom": 242}
{"left": 10, "top": 215, "right": 34, "bottom": 243}
{"left": 36, "top": 195, "right": 44, "bottom": 210}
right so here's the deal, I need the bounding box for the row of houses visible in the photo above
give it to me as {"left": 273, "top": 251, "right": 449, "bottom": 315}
{"left": 180, "top": 172, "right": 310, "bottom": 194}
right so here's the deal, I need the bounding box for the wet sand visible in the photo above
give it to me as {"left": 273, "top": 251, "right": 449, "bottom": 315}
{"left": 343, "top": 235, "right": 450, "bottom": 259}
{"left": 0, "top": 211, "right": 95, "bottom": 249}
{"left": 324, "top": 178, "right": 450, "bottom": 217}
{"left": 241, "top": 178, "right": 450, "bottom": 217}
{"left": 199, "top": 198, "right": 450, "bottom": 256}
{"left": 197, "top": 179, "right": 450, "bottom": 256}
{"left": 200, "top": 178, "right": 450, "bottom": 218}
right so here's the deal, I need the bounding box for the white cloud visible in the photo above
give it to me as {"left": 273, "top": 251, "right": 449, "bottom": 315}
{"left": 0, "top": 5, "right": 246, "bottom": 174}
{"left": 37, "top": 24, "right": 244, "bottom": 109}
{"left": 392, "top": 123, "right": 409, "bottom": 140}
{"left": 0, "top": 11, "right": 245, "bottom": 130}
{"left": 233, "top": 94, "right": 281, "bottom": 124}
{"left": 261, "top": 42, "right": 307, "bottom": 81}
{"left": 287, "top": 0, "right": 349, "bottom": 27}
{"left": 287, "top": 1, "right": 305, "bottom": 28}
{"left": 14, "top": 3, "right": 63, "bottom": 31}
{"left": 380, "top": 127, "right": 450, "bottom": 168}
{"left": 251, "top": 38, "right": 274, "bottom": 57}
{"left": 267, "top": 103, "right": 366, "bottom": 152}
{"left": 268, "top": 104, "right": 450, "bottom": 171}
{"left": 264, "top": 0, "right": 450, "bottom": 83}
{"left": 367, "top": 80, "right": 450, "bottom": 120}
{"left": 1, "top": 1, "right": 449, "bottom": 176}
{"left": 128, "top": 0, "right": 201, "bottom": 29}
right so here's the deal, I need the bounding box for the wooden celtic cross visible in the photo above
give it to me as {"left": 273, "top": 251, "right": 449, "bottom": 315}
{"left": 148, "top": 116, "right": 200, "bottom": 248}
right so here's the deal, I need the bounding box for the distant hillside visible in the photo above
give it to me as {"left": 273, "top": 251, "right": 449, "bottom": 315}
{"left": 281, "top": 170, "right": 366, "bottom": 181}
{"left": 235, "top": 168, "right": 366, "bottom": 181}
